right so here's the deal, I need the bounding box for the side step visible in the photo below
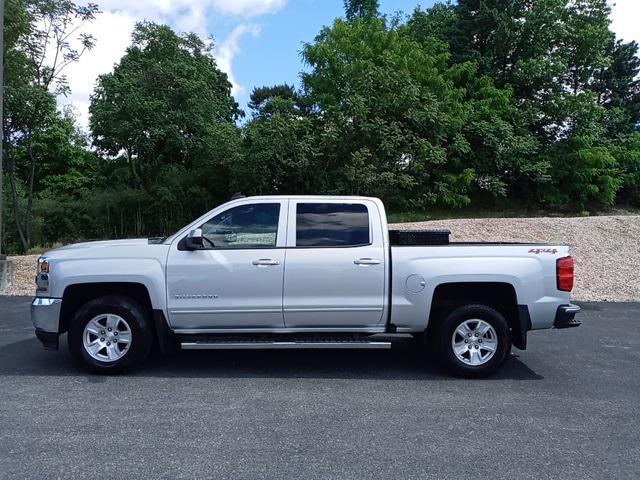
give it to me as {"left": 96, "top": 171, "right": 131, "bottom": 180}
{"left": 181, "top": 340, "right": 392, "bottom": 350}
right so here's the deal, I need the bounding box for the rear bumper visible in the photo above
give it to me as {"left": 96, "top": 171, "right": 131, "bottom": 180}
{"left": 31, "top": 297, "right": 62, "bottom": 350}
{"left": 554, "top": 304, "right": 581, "bottom": 329}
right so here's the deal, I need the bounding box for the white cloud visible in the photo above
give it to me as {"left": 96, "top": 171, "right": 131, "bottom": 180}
{"left": 209, "top": 0, "right": 286, "bottom": 17}
{"left": 214, "top": 24, "right": 261, "bottom": 97}
{"left": 55, "top": 0, "right": 287, "bottom": 129}
{"left": 58, "top": 10, "right": 137, "bottom": 129}
{"left": 609, "top": 0, "right": 640, "bottom": 45}
{"left": 95, "top": 0, "right": 286, "bottom": 25}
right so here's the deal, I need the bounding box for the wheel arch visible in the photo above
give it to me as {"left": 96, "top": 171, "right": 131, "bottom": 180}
{"left": 60, "top": 282, "right": 153, "bottom": 334}
{"left": 427, "top": 281, "right": 530, "bottom": 350}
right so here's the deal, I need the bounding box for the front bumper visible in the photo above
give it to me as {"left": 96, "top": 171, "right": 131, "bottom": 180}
{"left": 35, "top": 328, "right": 59, "bottom": 350}
{"left": 554, "top": 304, "right": 581, "bottom": 329}
{"left": 31, "top": 297, "right": 62, "bottom": 350}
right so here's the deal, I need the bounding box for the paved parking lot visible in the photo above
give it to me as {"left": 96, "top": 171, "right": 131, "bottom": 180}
{"left": 0, "top": 296, "right": 638, "bottom": 479}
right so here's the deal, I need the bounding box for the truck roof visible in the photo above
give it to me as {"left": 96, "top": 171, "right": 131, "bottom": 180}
{"left": 233, "top": 195, "right": 381, "bottom": 202}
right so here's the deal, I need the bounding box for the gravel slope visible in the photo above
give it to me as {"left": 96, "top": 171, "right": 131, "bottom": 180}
{"left": 1, "top": 215, "right": 638, "bottom": 300}
{"left": 2, "top": 255, "right": 38, "bottom": 296}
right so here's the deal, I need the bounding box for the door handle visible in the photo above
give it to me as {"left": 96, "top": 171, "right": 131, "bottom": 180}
{"left": 354, "top": 258, "right": 381, "bottom": 266}
{"left": 252, "top": 259, "right": 280, "bottom": 266}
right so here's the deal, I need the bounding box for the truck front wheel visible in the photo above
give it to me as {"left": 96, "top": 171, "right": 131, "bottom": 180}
{"left": 435, "top": 304, "right": 511, "bottom": 378}
{"left": 67, "top": 295, "right": 153, "bottom": 373}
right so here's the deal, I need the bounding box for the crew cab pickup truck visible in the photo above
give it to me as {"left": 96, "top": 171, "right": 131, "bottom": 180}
{"left": 31, "top": 196, "right": 580, "bottom": 377}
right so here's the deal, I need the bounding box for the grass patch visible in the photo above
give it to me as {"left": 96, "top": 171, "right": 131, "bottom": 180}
{"left": 25, "top": 243, "right": 64, "bottom": 255}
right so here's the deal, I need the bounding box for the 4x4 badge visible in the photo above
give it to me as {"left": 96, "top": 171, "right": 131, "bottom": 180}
{"left": 528, "top": 248, "right": 558, "bottom": 254}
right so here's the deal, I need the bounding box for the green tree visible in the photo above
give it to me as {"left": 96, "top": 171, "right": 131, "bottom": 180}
{"left": 423, "top": 0, "right": 568, "bottom": 141}
{"left": 540, "top": 136, "right": 623, "bottom": 209}
{"left": 233, "top": 85, "right": 317, "bottom": 195}
{"left": 613, "top": 133, "right": 640, "bottom": 205}
{"left": 89, "top": 22, "right": 243, "bottom": 235}
{"left": 2, "top": 0, "right": 31, "bottom": 251}
{"left": 301, "top": 12, "right": 539, "bottom": 209}
{"left": 3, "top": 0, "right": 98, "bottom": 251}
{"left": 247, "top": 84, "right": 312, "bottom": 119}
{"left": 344, "top": 0, "right": 379, "bottom": 21}
{"left": 90, "top": 22, "right": 241, "bottom": 188}
{"left": 30, "top": 109, "right": 103, "bottom": 246}
{"left": 6, "top": 0, "right": 640, "bottom": 252}
{"left": 410, "top": 0, "right": 639, "bottom": 207}
{"left": 594, "top": 39, "right": 640, "bottom": 135}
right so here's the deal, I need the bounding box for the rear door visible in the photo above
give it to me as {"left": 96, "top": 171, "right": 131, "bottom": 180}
{"left": 283, "top": 200, "right": 386, "bottom": 328}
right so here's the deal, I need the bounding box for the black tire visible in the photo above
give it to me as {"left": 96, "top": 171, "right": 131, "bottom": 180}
{"left": 67, "top": 295, "right": 154, "bottom": 373}
{"left": 435, "top": 304, "right": 511, "bottom": 378}
{"left": 411, "top": 332, "right": 436, "bottom": 355}
{"left": 411, "top": 332, "right": 426, "bottom": 343}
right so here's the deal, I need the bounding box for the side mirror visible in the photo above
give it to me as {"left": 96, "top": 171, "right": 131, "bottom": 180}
{"left": 184, "top": 228, "right": 204, "bottom": 250}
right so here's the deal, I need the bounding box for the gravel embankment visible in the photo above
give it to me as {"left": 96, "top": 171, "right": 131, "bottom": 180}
{"left": 1, "top": 215, "right": 638, "bottom": 300}
{"left": 2, "top": 255, "right": 38, "bottom": 296}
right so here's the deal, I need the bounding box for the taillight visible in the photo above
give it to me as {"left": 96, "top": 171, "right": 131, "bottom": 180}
{"left": 556, "top": 256, "right": 574, "bottom": 292}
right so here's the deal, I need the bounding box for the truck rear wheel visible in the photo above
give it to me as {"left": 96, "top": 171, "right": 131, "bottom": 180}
{"left": 435, "top": 304, "right": 511, "bottom": 378}
{"left": 67, "top": 295, "right": 153, "bottom": 373}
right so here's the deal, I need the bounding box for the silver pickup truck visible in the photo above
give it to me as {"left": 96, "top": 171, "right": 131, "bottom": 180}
{"left": 31, "top": 195, "right": 580, "bottom": 377}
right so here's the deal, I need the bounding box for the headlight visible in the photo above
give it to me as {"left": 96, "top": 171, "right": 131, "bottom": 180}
{"left": 36, "top": 257, "right": 50, "bottom": 292}
{"left": 38, "top": 257, "right": 49, "bottom": 273}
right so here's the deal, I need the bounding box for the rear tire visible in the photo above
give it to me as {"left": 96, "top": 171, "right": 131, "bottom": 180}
{"left": 67, "top": 295, "right": 153, "bottom": 373}
{"left": 435, "top": 304, "right": 511, "bottom": 378}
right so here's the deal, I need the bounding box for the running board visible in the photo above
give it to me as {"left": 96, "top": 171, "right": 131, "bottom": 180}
{"left": 181, "top": 340, "right": 392, "bottom": 350}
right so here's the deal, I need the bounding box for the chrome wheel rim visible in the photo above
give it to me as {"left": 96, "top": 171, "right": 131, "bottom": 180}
{"left": 451, "top": 319, "right": 498, "bottom": 366}
{"left": 82, "top": 314, "right": 132, "bottom": 363}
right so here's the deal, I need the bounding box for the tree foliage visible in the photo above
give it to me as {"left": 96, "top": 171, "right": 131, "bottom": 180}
{"left": 3, "top": 0, "right": 98, "bottom": 251}
{"left": 2, "top": 0, "right": 640, "bottom": 253}
{"left": 85, "top": 22, "right": 243, "bottom": 236}
{"left": 300, "top": 16, "right": 541, "bottom": 208}
{"left": 90, "top": 22, "right": 241, "bottom": 186}
{"left": 344, "top": 0, "right": 380, "bottom": 21}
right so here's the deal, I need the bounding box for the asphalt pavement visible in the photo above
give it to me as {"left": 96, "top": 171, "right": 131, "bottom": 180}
{"left": 0, "top": 296, "right": 638, "bottom": 479}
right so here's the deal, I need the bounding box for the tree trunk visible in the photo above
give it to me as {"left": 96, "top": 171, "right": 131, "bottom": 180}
{"left": 26, "top": 128, "right": 36, "bottom": 249}
{"left": 126, "top": 147, "right": 140, "bottom": 187}
{"left": 7, "top": 165, "right": 28, "bottom": 252}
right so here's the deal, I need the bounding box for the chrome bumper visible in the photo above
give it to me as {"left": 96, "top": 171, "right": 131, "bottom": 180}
{"left": 31, "top": 297, "right": 62, "bottom": 333}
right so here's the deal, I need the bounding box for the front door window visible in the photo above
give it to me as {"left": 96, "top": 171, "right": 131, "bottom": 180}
{"left": 201, "top": 203, "right": 280, "bottom": 249}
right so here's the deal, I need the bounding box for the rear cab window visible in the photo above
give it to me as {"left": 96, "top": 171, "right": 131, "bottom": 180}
{"left": 295, "top": 203, "right": 370, "bottom": 247}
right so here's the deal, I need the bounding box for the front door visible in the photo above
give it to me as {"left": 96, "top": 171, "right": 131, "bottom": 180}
{"left": 166, "top": 200, "right": 287, "bottom": 330}
{"left": 283, "top": 201, "right": 386, "bottom": 328}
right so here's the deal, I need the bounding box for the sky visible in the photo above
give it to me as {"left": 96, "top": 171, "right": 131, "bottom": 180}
{"left": 59, "top": 0, "right": 640, "bottom": 130}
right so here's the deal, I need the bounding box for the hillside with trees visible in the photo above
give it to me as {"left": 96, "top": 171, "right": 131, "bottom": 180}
{"left": 2, "top": 0, "right": 639, "bottom": 253}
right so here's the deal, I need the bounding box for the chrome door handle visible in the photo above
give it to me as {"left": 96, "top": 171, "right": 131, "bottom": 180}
{"left": 354, "top": 258, "right": 381, "bottom": 266}
{"left": 252, "top": 259, "right": 280, "bottom": 266}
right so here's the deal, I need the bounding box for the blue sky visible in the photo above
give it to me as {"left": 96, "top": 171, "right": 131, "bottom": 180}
{"left": 61, "top": 0, "right": 640, "bottom": 129}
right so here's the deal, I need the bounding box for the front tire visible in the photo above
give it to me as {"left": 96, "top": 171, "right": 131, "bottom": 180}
{"left": 68, "top": 295, "right": 153, "bottom": 373}
{"left": 435, "top": 304, "right": 511, "bottom": 378}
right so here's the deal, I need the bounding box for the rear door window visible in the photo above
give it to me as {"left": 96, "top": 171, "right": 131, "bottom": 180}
{"left": 295, "top": 203, "right": 370, "bottom": 247}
